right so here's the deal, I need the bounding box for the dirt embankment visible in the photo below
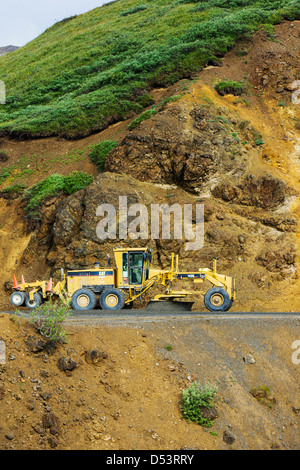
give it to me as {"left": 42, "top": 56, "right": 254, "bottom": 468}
{"left": 0, "top": 313, "right": 299, "bottom": 450}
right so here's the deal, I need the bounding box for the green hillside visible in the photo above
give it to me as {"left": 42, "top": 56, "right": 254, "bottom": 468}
{"left": 0, "top": 0, "right": 299, "bottom": 138}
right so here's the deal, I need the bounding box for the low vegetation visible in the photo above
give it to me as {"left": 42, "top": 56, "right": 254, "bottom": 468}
{"left": 0, "top": 183, "right": 26, "bottom": 196}
{"left": 215, "top": 79, "right": 246, "bottom": 96}
{"left": 27, "top": 297, "right": 71, "bottom": 343}
{"left": 0, "top": 0, "right": 298, "bottom": 138}
{"left": 128, "top": 94, "right": 183, "bottom": 129}
{"left": 23, "top": 171, "right": 93, "bottom": 219}
{"left": 180, "top": 381, "right": 218, "bottom": 427}
{"left": 250, "top": 386, "right": 276, "bottom": 408}
{"left": 89, "top": 140, "right": 118, "bottom": 171}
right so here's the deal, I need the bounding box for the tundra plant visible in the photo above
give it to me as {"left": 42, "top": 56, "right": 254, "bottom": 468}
{"left": 180, "top": 381, "right": 218, "bottom": 427}
{"left": 28, "top": 296, "right": 71, "bottom": 343}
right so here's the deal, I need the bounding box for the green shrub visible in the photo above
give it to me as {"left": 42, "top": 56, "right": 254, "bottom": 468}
{"left": 1, "top": 183, "right": 26, "bottom": 195}
{"left": 180, "top": 381, "right": 218, "bottom": 427}
{"left": 28, "top": 297, "right": 71, "bottom": 343}
{"left": 63, "top": 171, "right": 93, "bottom": 195}
{"left": 24, "top": 174, "right": 65, "bottom": 215}
{"left": 128, "top": 108, "right": 157, "bottom": 130}
{"left": 119, "top": 5, "right": 148, "bottom": 16}
{"left": 89, "top": 140, "right": 118, "bottom": 171}
{"left": 215, "top": 79, "right": 246, "bottom": 96}
{"left": 135, "top": 93, "right": 155, "bottom": 108}
{"left": 24, "top": 171, "right": 93, "bottom": 218}
{"left": 0, "top": 168, "right": 12, "bottom": 185}
{"left": 280, "top": 0, "right": 300, "bottom": 20}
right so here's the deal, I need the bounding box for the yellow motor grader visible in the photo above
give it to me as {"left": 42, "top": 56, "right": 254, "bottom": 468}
{"left": 10, "top": 247, "right": 236, "bottom": 312}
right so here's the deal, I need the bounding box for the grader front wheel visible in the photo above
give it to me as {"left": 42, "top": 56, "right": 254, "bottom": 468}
{"left": 204, "top": 287, "right": 232, "bottom": 312}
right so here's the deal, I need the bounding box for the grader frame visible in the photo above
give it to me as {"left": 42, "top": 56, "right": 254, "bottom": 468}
{"left": 10, "top": 247, "right": 236, "bottom": 312}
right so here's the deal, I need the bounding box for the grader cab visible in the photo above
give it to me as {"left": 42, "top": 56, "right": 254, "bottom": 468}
{"left": 10, "top": 247, "right": 236, "bottom": 312}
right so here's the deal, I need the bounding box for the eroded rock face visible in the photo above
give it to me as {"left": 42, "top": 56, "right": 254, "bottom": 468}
{"left": 256, "top": 235, "right": 296, "bottom": 278}
{"left": 13, "top": 88, "right": 297, "bottom": 311}
{"left": 17, "top": 170, "right": 297, "bottom": 311}
{"left": 105, "top": 105, "right": 246, "bottom": 193}
{"left": 212, "top": 174, "right": 287, "bottom": 209}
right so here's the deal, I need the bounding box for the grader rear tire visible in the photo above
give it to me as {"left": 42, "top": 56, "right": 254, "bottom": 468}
{"left": 100, "top": 288, "right": 125, "bottom": 310}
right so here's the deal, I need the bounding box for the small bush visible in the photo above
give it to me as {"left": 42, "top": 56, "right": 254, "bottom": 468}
{"left": 215, "top": 79, "right": 246, "bottom": 96}
{"left": 24, "top": 171, "right": 93, "bottom": 218}
{"left": 180, "top": 381, "right": 218, "bottom": 427}
{"left": 1, "top": 183, "right": 26, "bottom": 195}
{"left": 251, "top": 128, "right": 264, "bottom": 146}
{"left": 28, "top": 297, "right": 71, "bottom": 343}
{"left": 63, "top": 171, "right": 93, "bottom": 195}
{"left": 135, "top": 93, "right": 155, "bottom": 108}
{"left": 128, "top": 108, "right": 157, "bottom": 130}
{"left": 250, "top": 385, "right": 276, "bottom": 408}
{"left": 24, "top": 174, "right": 65, "bottom": 215}
{"left": 119, "top": 5, "right": 148, "bottom": 17}
{"left": 235, "top": 48, "right": 248, "bottom": 56}
{"left": 89, "top": 140, "right": 118, "bottom": 171}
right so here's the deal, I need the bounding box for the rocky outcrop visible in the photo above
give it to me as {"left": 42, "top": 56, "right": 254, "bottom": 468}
{"left": 105, "top": 105, "right": 247, "bottom": 193}
{"left": 256, "top": 235, "right": 297, "bottom": 279}
{"left": 16, "top": 170, "right": 297, "bottom": 311}
{"left": 211, "top": 174, "right": 287, "bottom": 209}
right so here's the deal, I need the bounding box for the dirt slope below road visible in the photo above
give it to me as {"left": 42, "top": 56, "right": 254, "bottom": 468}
{"left": 0, "top": 313, "right": 299, "bottom": 450}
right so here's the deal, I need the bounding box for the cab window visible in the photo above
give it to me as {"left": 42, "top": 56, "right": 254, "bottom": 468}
{"left": 122, "top": 252, "right": 128, "bottom": 284}
{"left": 129, "top": 252, "right": 144, "bottom": 285}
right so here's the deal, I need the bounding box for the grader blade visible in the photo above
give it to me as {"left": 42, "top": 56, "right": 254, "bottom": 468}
{"left": 145, "top": 300, "right": 194, "bottom": 312}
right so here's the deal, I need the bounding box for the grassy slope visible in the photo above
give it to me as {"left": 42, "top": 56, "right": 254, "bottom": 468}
{"left": 0, "top": 0, "right": 299, "bottom": 138}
